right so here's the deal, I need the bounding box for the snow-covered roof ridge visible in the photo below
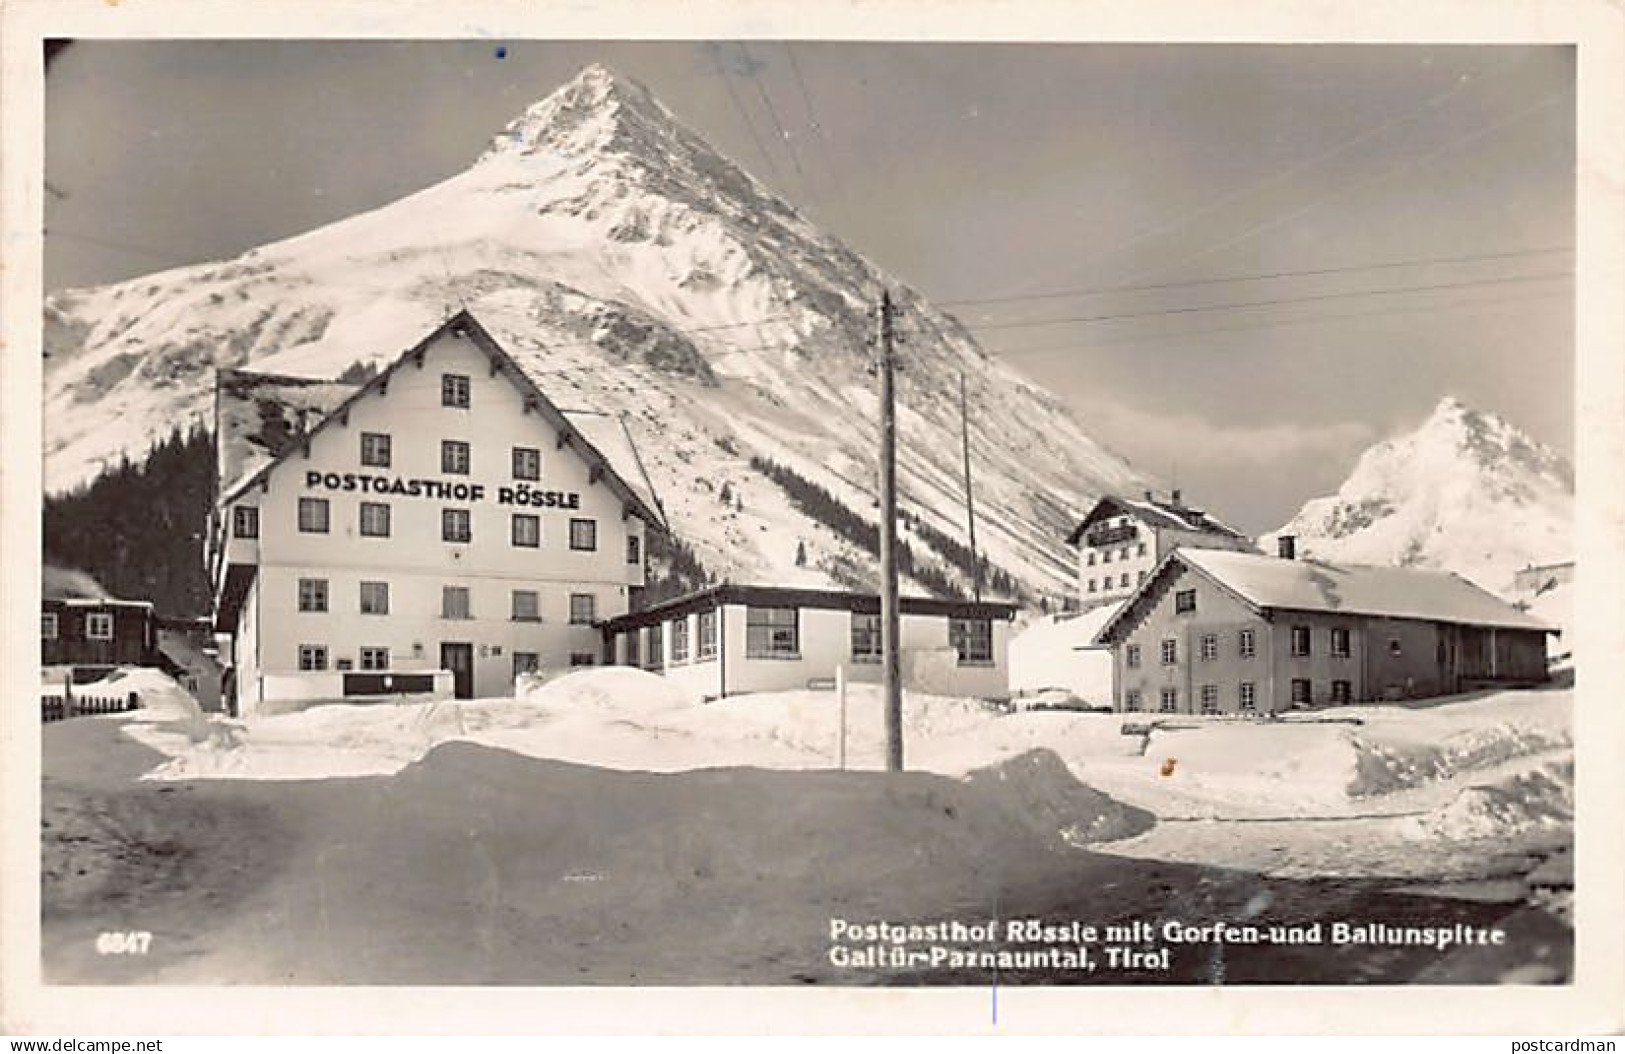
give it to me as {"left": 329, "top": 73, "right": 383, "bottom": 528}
{"left": 214, "top": 310, "right": 665, "bottom": 527}
{"left": 1176, "top": 547, "right": 1555, "bottom": 632}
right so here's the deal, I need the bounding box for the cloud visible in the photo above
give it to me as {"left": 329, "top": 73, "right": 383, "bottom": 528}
{"left": 1081, "top": 400, "right": 1377, "bottom": 471}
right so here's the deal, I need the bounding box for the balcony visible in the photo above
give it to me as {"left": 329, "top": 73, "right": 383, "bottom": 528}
{"left": 1084, "top": 523, "right": 1139, "bottom": 548}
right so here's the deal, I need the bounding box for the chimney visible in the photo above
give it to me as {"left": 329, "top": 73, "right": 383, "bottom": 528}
{"left": 1143, "top": 489, "right": 1154, "bottom": 501}
{"left": 1278, "top": 535, "right": 1296, "bottom": 560}
{"left": 1170, "top": 488, "right": 1182, "bottom": 506}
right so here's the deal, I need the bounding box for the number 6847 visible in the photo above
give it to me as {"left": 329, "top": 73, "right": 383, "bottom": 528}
{"left": 95, "top": 931, "right": 152, "bottom": 955}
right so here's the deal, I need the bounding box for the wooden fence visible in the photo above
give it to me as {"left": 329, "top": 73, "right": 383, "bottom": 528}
{"left": 41, "top": 691, "right": 142, "bottom": 724}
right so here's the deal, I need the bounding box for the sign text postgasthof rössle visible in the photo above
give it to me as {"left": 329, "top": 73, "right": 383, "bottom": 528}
{"left": 304, "top": 471, "right": 581, "bottom": 509}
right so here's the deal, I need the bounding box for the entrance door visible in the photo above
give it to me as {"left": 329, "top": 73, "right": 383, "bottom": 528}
{"left": 440, "top": 642, "right": 474, "bottom": 699}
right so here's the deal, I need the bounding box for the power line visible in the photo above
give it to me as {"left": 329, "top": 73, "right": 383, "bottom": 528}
{"left": 935, "top": 245, "right": 1572, "bottom": 310}
{"left": 711, "top": 44, "right": 784, "bottom": 186}
{"left": 961, "top": 270, "right": 1571, "bottom": 334}
{"left": 987, "top": 284, "right": 1570, "bottom": 360}
{"left": 741, "top": 43, "right": 806, "bottom": 181}
{"left": 783, "top": 44, "right": 849, "bottom": 207}
{"left": 1081, "top": 55, "right": 1527, "bottom": 284}
{"left": 1124, "top": 90, "right": 1565, "bottom": 286}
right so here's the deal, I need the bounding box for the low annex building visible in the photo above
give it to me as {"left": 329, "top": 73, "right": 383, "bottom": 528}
{"left": 207, "top": 310, "right": 664, "bottom": 715}
{"left": 1066, "top": 491, "right": 1254, "bottom": 609}
{"left": 600, "top": 584, "right": 1018, "bottom": 701}
{"left": 1092, "top": 539, "right": 1555, "bottom": 715}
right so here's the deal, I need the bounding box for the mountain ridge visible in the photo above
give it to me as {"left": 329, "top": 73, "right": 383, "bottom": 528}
{"left": 1266, "top": 395, "right": 1572, "bottom": 595}
{"left": 42, "top": 63, "right": 1151, "bottom": 604}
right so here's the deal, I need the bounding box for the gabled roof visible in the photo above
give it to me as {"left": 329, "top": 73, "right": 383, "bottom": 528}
{"left": 215, "top": 310, "right": 666, "bottom": 528}
{"left": 1095, "top": 547, "right": 1555, "bottom": 644}
{"left": 1066, "top": 493, "right": 1248, "bottom": 546}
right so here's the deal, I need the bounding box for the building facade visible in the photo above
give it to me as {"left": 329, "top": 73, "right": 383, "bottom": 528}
{"left": 208, "top": 311, "right": 663, "bottom": 715}
{"left": 600, "top": 585, "right": 1017, "bottom": 701}
{"left": 41, "top": 597, "right": 156, "bottom": 669}
{"left": 1066, "top": 491, "right": 1254, "bottom": 609}
{"left": 1094, "top": 543, "right": 1553, "bottom": 715}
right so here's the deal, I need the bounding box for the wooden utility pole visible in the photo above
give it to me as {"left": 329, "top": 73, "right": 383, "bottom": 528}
{"left": 960, "top": 370, "right": 981, "bottom": 602}
{"left": 877, "top": 290, "right": 904, "bottom": 772}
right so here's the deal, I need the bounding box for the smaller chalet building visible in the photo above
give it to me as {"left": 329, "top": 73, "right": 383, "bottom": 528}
{"left": 41, "top": 596, "right": 156, "bottom": 669}
{"left": 1066, "top": 491, "right": 1253, "bottom": 609}
{"left": 601, "top": 585, "right": 1018, "bottom": 701}
{"left": 1093, "top": 543, "right": 1555, "bottom": 714}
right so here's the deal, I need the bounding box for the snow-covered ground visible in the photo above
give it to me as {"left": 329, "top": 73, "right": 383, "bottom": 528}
{"left": 1007, "top": 603, "right": 1118, "bottom": 703}
{"left": 114, "top": 666, "right": 1573, "bottom": 882}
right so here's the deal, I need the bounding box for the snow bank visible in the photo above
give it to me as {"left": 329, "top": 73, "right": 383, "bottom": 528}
{"left": 1397, "top": 759, "right": 1573, "bottom": 842}
{"left": 962, "top": 749, "right": 1154, "bottom": 845}
{"left": 1007, "top": 605, "right": 1118, "bottom": 701}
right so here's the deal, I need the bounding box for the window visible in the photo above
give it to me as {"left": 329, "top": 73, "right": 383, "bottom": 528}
{"left": 746, "top": 607, "right": 799, "bottom": 658}
{"left": 1123, "top": 689, "right": 1142, "bottom": 712}
{"left": 950, "top": 618, "right": 994, "bottom": 664}
{"left": 359, "top": 581, "right": 389, "bottom": 615}
{"left": 1239, "top": 682, "right": 1257, "bottom": 712}
{"left": 627, "top": 535, "right": 641, "bottom": 565}
{"left": 512, "top": 446, "right": 541, "bottom": 481}
{"left": 1137, "top": 543, "right": 1147, "bottom": 556}
{"left": 1291, "top": 678, "right": 1312, "bottom": 705}
{"left": 41, "top": 612, "right": 58, "bottom": 639}
{"left": 1199, "top": 633, "right": 1218, "bottom": 661}
{"left": 1103, "top": 550, "right": 1113, "bottom": 564}
{"left": 442, "top": 508, "right": 472, "bottom": 543}
{"left": 1119, "top": 547, "right": 1130, "bottom": 561}
{"left": 851, "top": 612, "right": 882, "bottom": 663}
{"left": 360, "top": 502, "right": 391, "bottom": 538}
{"left": 1160, "top": 638, "right": 1178, "bottom": 665}
{"left": 569, "top": 593, "right": 597, "bottom": 625}
{"left": 1125, "top": 643, "right": 1141, "bottom": 669}
{"left": 570, "top": 652, "right": 597, "bottom": 668}
{"left": 1119, "top": 573, "right": 1129, "bottom": 588}
{"left": 1200, "top": 684, "right": 1220, "bottom": 715}
{"left": 670, "top": 617, "right": 691, "bottom": 662}
{"left": 233, "top": 505, "right": 259, "bottom": 539}
{"left": 1086, "top": 578, "right": 1097, "bottom": 593}
{"left": 298, "top": 497, "right": 330, "bottom": 533}
{"left": 1388, "top": 637, "right": 1403, "bottom": 656}
{"left": 1175, "top": 589, "right": 1196, "bottom": 614}
{"left": 87, "top": 612, "right": 113, "bottom": 640}
{"left": 361, "top": 432, "right": 391, "bottom": 467}
{"left": 1159, "top": 687, "right": 1179, "bottom": 713}
{"left": 512, "top": 513, "right": 540, "bottom": 548}
{"left": 1331, "top": 627, "right": 1351, "bottom": 658}
{"left": 514, "top": 652, "right": 540, "bottom": 678}
{"left": 1291, "top": 625, "right": 1312, "bottom": 657}
{"left": 1087, "top": 553, "right": 1096, "bottom": 566}
{"left": 442, "top": 373, "right": 470, "bottom": 408}
{"left": 336, "top": 658, "right": 354, "bottom": 672}
{"left": 1239, "top": 629, "right": 1256, "bottom": 659}
{"left": 359, "top": 647, "right": 390, "bottom": 672}
{"left": 298, "top": 578, "right": 329, "bottom": 613}
{"left": 441, "top": 440, "right": 471, "bottom": 475}
{"left": 645, "top": 624, "right": 664, "bottom": 667}
{"left": 442, "top": 585, "right": 471, "bottom": 619}
{"left": 298, "top": 645, "right": 328, "bottom": 672}
{"left": 512, "top": 590, "right": 539, "bottom": 621}
{"left": 569, "top": 518, "right": 597, "bottom": 551}
{"left": 1331, "top": 679, "right": 1352, "bottom": 705}
{"left": 697, "top": 609, "right": 718, "bottom": 661}
{"left": 1138, "top": 570, "right": 1147, "bottom": 584}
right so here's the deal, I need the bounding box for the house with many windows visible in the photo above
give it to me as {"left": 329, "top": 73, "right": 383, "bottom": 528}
{"left": 599, "top": 584, "right": 1018, "bottom": 701}
{"left": 207, "top": 310, "right": 664, "bottom": 715}
{"left": 1065, "top": 491, "right": 1254, "bottom": 609}
{"left": 1092, "top": 538, "right": 1555, "bottom": 714}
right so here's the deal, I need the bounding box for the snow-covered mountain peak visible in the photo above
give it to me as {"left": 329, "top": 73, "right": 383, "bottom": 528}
{"left": 1268, "top": 397, "right": 1571, "bottom": 594}
{"left": 479, "top": 63, "right": 672, "bottom": 164}
{"left": 42, "top": 63, "right": 1154, "bottom": 604}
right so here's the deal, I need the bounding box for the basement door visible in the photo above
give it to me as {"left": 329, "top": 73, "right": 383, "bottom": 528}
{"left": 440, "top": 641, "right": 474, "bottom": 699}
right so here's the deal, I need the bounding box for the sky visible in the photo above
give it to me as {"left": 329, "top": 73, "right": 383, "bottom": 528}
{"left": 43, "top": 40, "right": 1575, "bottom": 533}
